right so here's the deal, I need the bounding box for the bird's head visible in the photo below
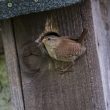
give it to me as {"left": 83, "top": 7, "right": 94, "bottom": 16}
{"left": 42, "top": 36, "right": 61, "bottom": 48}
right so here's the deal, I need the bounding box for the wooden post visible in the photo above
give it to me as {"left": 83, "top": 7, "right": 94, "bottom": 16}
{"left": 1, "top": 20, "right": 24, "bottom": 110}
{"left": 91, "top": 0, "right": 110, "bottom": 109}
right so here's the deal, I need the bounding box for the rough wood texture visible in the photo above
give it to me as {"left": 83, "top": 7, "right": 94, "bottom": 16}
{"left": 1, "top": 20, "right": 24, "bottom": 110}
{"left": 91, "top": 0, "right": 110, "bottom": 109}
{"left": 9, "top": 0, "right": 105, "bottom": 110}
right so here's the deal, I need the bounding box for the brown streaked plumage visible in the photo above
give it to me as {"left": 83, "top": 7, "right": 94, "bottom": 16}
{"left": 41, "top": 36, "right": 86, "bottom": 62}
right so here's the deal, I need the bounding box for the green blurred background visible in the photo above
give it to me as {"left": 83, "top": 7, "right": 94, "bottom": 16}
{"left": 0, "top": 55, "right": 11, "bottom": 110}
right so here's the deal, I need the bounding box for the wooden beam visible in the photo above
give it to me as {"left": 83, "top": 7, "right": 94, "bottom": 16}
{"left": 91, "top": 0, "right": 110, "bottom": 109}
{"left": 1, "top": 20, "right": 24, "bottom": 110}
{"left": 78, "top": 0, "right": 106, "bottom": 109}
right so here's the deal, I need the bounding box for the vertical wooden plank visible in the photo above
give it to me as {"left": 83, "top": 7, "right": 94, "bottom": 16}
{"left": 13, "top": 6, "right": 84, "bottom": 110}
{"left": 1, "top": 20, "right": 24, "bottom": 110}
{"left": 91, "top": 0, "right": 110, "bottom": 109}
{"left": 72, "top": 0, "right": 106, "bottom": 109}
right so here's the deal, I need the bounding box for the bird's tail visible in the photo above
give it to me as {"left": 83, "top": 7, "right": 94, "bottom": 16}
{"left": 74, "top": 28, "right": 88, "bottom": 43}
{"left": 77, "top": 28, "right": 88, "bottom": 43}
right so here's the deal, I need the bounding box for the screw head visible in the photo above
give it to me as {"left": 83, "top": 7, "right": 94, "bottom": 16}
{"left": 7, "top": 2, "right": 12, "bottom": 7}
{"left": 34, "top": 0, "right": 39, "bottom": 2}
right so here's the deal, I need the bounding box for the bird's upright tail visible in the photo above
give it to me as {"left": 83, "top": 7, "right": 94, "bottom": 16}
{"left": 78, "top": 28, "right": 88, "bottom": 43}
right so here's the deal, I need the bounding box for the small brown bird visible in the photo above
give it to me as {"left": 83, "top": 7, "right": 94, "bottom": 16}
{"left": 35, "top": 29, "right": 87, "bottom": 63}
{"left": 35, "top": 29, "right": 87, "bottom": 72}
{"left": 41, "top": 36, "right": 86, "bottom": 63}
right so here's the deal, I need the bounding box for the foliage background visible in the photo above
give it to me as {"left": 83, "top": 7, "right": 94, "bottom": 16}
{"left": 0, "top": 55, "right": 11, "bottom": 110}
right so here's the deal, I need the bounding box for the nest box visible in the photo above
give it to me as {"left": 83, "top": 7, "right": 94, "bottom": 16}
{"left": 0, "top": 0, "right": 109, "bottom": 110}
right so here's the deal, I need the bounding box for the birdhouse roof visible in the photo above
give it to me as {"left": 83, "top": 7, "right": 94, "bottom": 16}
{"left": 0, "top": 0, "right": 82, "bottom": 20}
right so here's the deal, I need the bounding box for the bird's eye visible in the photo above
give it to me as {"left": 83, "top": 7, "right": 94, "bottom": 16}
{"left": 47, "top": 38, "right": 51, "bottom": 40}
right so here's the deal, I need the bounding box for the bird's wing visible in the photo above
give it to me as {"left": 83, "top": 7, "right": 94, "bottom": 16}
{"left": 55, "top": 39, "right": 82, "bottom": 60}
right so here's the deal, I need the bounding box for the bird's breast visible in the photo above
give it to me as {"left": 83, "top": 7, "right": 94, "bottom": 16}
{"left": 45, "top": 45, "right": 57, "bottom": 60}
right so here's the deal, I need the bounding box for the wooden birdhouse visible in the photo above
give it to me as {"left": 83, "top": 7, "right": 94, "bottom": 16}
{"left": 0, "top": 0, "right": 110, "bottom": 110}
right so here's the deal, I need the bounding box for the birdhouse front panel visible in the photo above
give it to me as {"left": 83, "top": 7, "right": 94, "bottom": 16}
{"left": 12, "top": 5, "right": 83, "bottom": 110}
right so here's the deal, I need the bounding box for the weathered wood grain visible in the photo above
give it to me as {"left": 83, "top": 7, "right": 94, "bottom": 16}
{"left": 11, "top": 0, "right": 106, "bottom": 110}
{"left": 1, "top": 20, "right": 24, "bottom": 110}
{"left": 91, "top": 0, "right": 110, "bottom": 109}
{"left": 13, "top": 5, "right": 83, "bottom": 110}
{"left": 76, "top": 0, "right": 106, "bottom": 109}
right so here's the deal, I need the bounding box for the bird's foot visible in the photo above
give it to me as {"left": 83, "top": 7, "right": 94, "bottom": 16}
{"left": 57, "top": 63, "right": 73, "bottom": 74}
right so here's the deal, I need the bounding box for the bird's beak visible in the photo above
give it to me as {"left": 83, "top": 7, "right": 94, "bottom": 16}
{"left": 35, "top": 39, "right": 39, "bottom": 43}
{"left": 42, "top": 38, "right": 46, "bottom": 43}
{"left": 35, "top": 38, "right": 43, "bottom": 47}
